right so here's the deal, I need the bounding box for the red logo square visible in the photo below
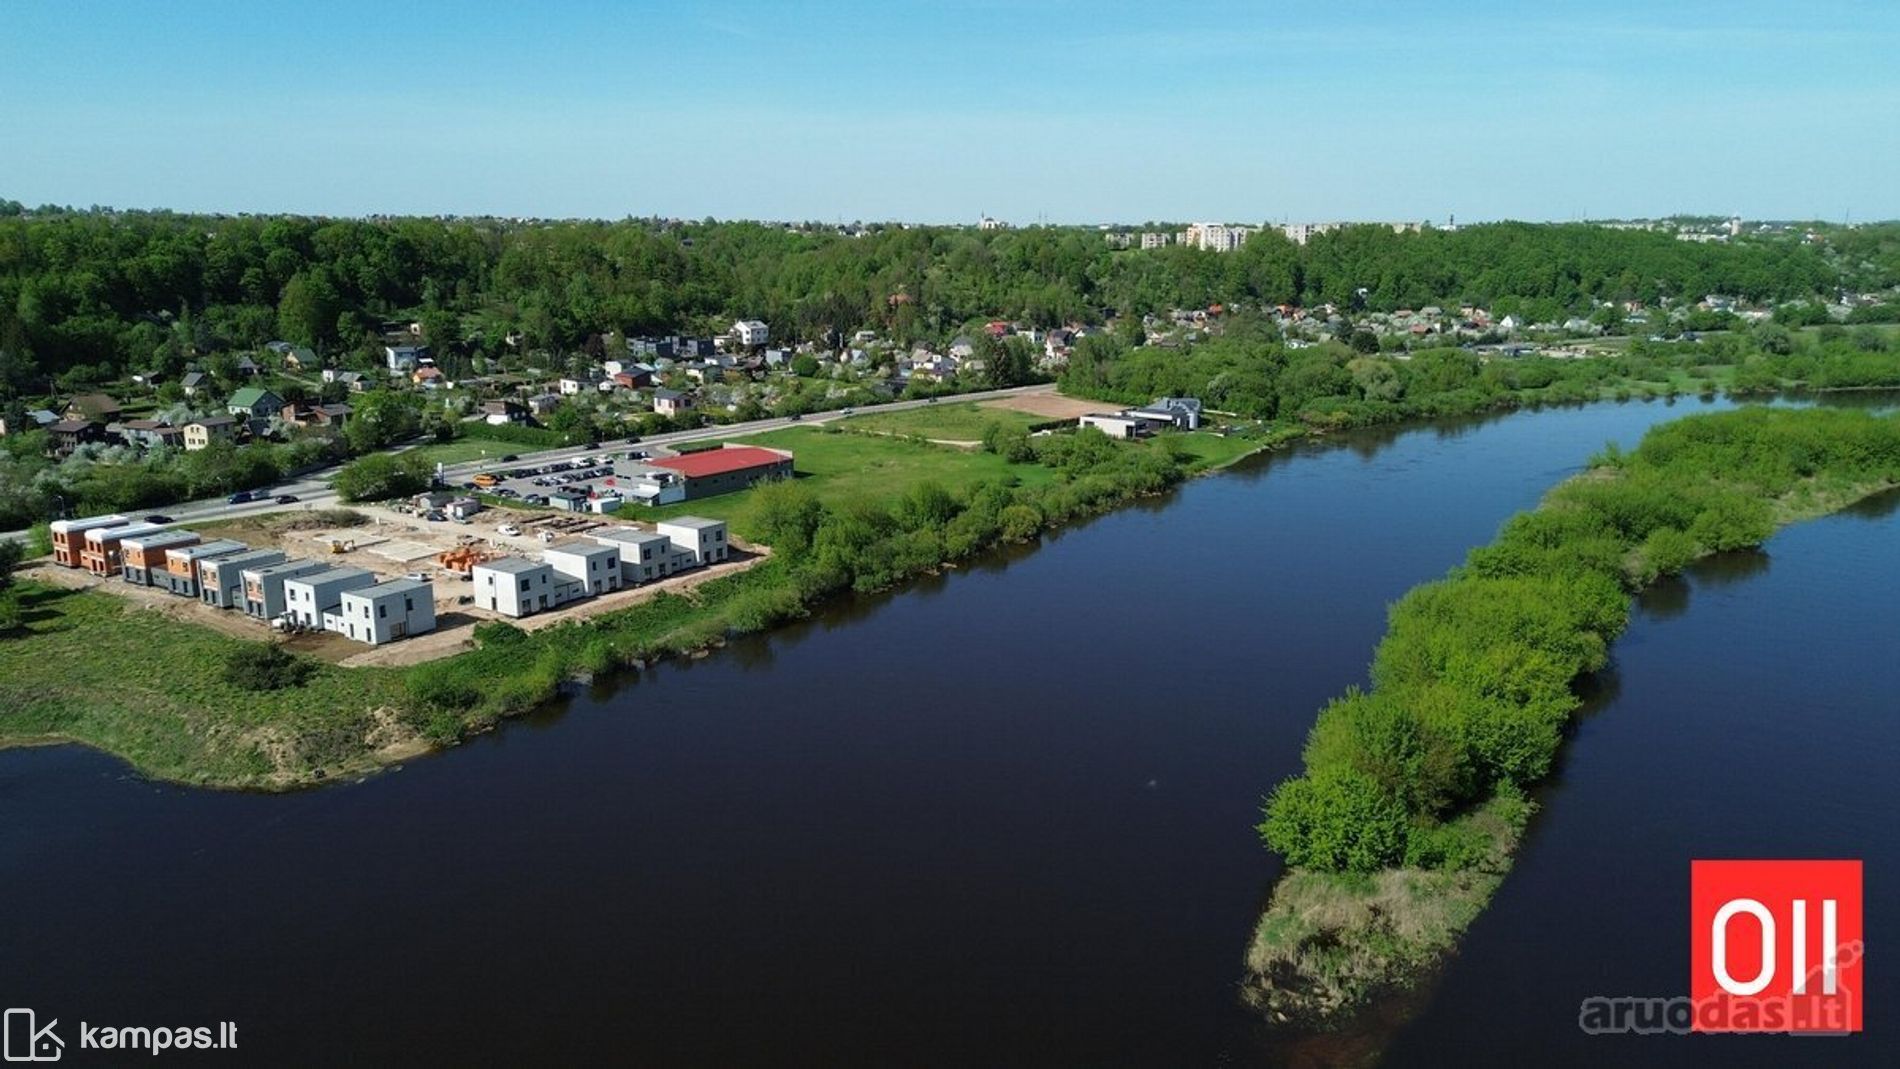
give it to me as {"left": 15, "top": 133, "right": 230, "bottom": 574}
{"left": 1691, "top": 859, "right": 1862, "bottom": 1033}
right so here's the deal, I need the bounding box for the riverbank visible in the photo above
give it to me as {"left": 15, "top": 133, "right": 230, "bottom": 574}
{"left": 0, "top": 419, "right": 1259, "bottom": 789}
{"left": 1241, "top": 405, "right": 1900, "bottom": 1026}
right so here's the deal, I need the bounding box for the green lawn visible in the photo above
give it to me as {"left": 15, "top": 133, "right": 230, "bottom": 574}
{"left": 0, "top": 582, "right": 410, "bottom": 787}
{"left": 407, "top": 436, "right": 529, "bottom": 467}
{"left": 638, "top": 426, "right": 1058, "bottom": 534}
{"left": 843, "top": 402, "right": 1042, "bottom": 441}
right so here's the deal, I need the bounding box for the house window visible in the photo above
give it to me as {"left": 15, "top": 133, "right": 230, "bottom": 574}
{"left": 378, "top": 605, "right": 386, "bottom": 619}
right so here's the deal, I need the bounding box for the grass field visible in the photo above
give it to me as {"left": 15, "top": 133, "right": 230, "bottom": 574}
{"left": 407, "top": 435, "right": 532, "bottom": 467}
{"left": 0, "top": 582, "right": 411, "bottom": 786}
{"left": 843, "top": 402, "right": 1042, "bottom": 441}
{"left": 640, "top": 426, "right": 1061, "bottom": 532}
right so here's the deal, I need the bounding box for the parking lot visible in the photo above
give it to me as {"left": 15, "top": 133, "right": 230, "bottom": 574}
{"left": 445, "top": 441, "right": 683, "bottom": 512}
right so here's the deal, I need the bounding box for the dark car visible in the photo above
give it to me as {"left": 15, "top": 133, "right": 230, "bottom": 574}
{"left": 143, "top": 514, "right": 174, "bottom": 525}
{"left": 501, "top": 454, "right": 520, "bottom": 462}
{"left": 624, "top": 436, "right": 641, "bottom": 445}
{"left": 926, "top": 396, "right": 939, "bottom": 404}
{"left": 424, "top": 510, "right": 446, "bottom": 522}
{"left": 226, "top": 491, "right": 253, "bottom": 504}
{"left": 789, "top": 412, "right": 803, "bottom": 421}
{"left": 461, "top": 481, "right": 478, "bottom": 491}
{"left": 275, "top": 494, "right": 299, "bottom": 505}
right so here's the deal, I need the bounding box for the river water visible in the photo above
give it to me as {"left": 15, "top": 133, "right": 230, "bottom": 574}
{"left": 2, "top": 397, "right": 1892, "bottom": 1066}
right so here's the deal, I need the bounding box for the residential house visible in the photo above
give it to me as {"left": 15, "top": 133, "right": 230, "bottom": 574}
{"left": 198, "top": 548, "right": 285, "bottom": 608}
{"left": 592, "top": 527, "right": 685, "bottom": 584}
{"left": 657, "top": 517, "right": 730, "bottom": 567}
{"left": 412, "top": 366, "right": 445, "bottom": 389}
{"left": 180, "top": 371, "right": 210, "bottom": 397}
{"left": 49, "top": 514, "right": 130, "bottom": 568}
{"left": 0, "top": 408, "right": 57, "bottom": 436}
{"left": 184, "top": 416, "right": 239, "bottom": 451}
{"left": 281, "top": 566, "right": 377, "bottom": 628}
{"left": 329, "top": 578, "right": 437, "bottom": 645}
{"left": 81, "top": 521, "right": 166, "bottom": 577}
{"left": 543, "top": 541, "right": 623, "bottom": 596}
{"left": 526, "top": 392, "right": 562, "bottom": 415}
{"left": 285, "top": 346, "right": 316, "bottom": 371}
{"left": 234, "top": 355, "right": 262, "bottom": 378}
{"left": 481, "top": 399, "right": 527, "bottom": 425}
{"left": 732, "top": 319, "right": 770, "bottom": 348}
{"left": 240, "top": 559, "right": 326, "bottom": 620}
{"left": 64, "top": 393, "right": 123, "bottom": 423}
{"left": 110, "top": 418, "right": 184, "bottom": 449}
{"left": 385, "top": 345, "right": 429, "bottom": 371}
{"left": 472, "top": 557, "right": 580, "bottom": 618}
{"left": 50, "top": 419, "right": 107, "bottom": 455}
{"left": 160, "top": 539, "right": 248, "bottom": 598}
{"left": 118, "top": 529, "right": 200, "bottom": 586}
{"left": 283, "top": 402, "right": 352, "bottom": 431}
{"left": 1127, "top": 396, "right": 1203, "bottom": 430}
{"left": 322, "top": 369, "right": 368, "bottom": 392}
{"left": 652, "top": 388, "right": 692, "bottom": 417}
{"left": 1078, "top": 412, "right": 1156, "bottom": 439}
{"left": 226, "top": 387, "right": 285, "bottom": 423}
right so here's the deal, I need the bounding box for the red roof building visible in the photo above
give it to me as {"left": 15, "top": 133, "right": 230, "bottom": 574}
{"left": 649, "top": 445, "right": 794, "bottom": 500}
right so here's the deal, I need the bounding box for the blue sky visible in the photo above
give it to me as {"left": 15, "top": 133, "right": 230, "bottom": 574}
{"left": 3, "top": 1, "right": 1895, "bottom": 222}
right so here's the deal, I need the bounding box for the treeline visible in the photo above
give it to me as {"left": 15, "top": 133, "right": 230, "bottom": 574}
{"left": 1, "top": 207, "right": 1874, "bottom": 394}
{"left": 404, "top": 426, "right": 1186, "bottom": 730}
{"left": 1063, "top": 316, "right": 1900, "bottom": 426}
{"left": 1259, "top": 406, "right": 1900, "bottom": 874}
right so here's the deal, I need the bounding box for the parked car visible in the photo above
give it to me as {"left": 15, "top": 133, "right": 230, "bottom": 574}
{"left": 497, "top": 523, "right": 523, "bottom": 536}
{"left": 226, "top": 491, "right": 252, "bottom": 504}
{"left": 523, "top": 495, "right": 546, "bottom": 506}
{"left": 424, "top": 510, "right": 446, "bottom": 522}
{"left": 405, "top": 572, "right": 430, "bottom": 582}
{"left": 143, "top": 514, "right": 174, "bottom": 525}
{"left": 275, "top": 494, "right": 299, "bottom": 504}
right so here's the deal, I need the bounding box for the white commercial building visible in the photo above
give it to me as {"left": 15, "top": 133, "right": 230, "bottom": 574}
{"left": 329, "top": 578, "right": 437, "bottom": 645}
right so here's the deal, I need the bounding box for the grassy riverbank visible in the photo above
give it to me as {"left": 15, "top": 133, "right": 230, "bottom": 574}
{"left": 0, "top": 420, "right": 1253, "bottom": 788}
{"left": 1242, "top": 406, "right": 1900, "bottom": 1024}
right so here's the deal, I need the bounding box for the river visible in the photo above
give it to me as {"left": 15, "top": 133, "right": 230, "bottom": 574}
{"left": 2, "top": 397, "right": 1892, "bottom": 1066}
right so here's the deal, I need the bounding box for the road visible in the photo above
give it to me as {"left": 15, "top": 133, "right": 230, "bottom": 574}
{"left": 3, "top": 384, "right": 1057, "bottom": 542}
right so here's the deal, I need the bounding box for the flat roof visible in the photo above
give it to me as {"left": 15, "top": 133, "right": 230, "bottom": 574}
{"left": 345, "top": 577, "right": 432, "bottom": 598}
{"left": 594, "top": 527, "right": 670, "bottom": 545}
{"left": 285, "top": 566, "right": 375, "bottom": 587}
{"left": 650, "top": 446, "right": 789, "bottom": 480}
{"left": 201, "top": 549, "right": 283, "bottom": 572}
{"left": 49, "top": 514, "right": 129, "bottom": 534}
{"left": 475, "top": 556, "right": 548, "bottom": 575}
{"left": 244, "top": 558, "right": 325, "bottom": 579}
{"left": 169, "top": 539, "right": 249, "bottom": 560}
{"left": 658, "top": 516, "right": 725, "bottom": 530}
{"left": 120, "top": 530, "right": 201, "bottom": 551}
{"left": 85, "top": 521, "right": 166, "bottom": 543}
{"left": 545, "top": 539, "right": 619, "bottom": 556}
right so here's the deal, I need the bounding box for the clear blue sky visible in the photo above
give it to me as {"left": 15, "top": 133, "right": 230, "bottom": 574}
{"left": 3, "top": 1, "right": 1895, "bottom": 223}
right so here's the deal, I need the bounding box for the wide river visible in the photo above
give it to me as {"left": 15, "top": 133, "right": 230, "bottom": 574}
{"left": 3, "top": 397, "right": 1893, "bottom": 1066}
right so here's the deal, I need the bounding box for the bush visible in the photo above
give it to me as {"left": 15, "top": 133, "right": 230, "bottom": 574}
{"left": 1259, "top": 767, "right": 1410, "bottom": 873}
{"left": 223, "top": 643, "right": 316, "bottom": 691}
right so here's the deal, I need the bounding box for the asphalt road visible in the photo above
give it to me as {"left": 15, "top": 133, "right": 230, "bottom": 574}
{"left": 3, "top": 384, "right": 1056, "bottom": 542}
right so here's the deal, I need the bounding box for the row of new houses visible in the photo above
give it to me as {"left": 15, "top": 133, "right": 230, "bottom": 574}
{"left": 470, "top": 517, "right": 730, "bottom": 618}
{"left": 46, "top": 515, "right": 435, "bottom": 646}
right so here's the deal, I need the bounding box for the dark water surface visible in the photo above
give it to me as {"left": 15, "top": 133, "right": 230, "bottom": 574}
{"left": 2, "top": 397, "right": 1892, "bottom": 1066}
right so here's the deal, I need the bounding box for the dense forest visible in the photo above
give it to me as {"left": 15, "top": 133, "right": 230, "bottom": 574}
{"left": 3, "top": 203, "right": 1890, "bottom": 396}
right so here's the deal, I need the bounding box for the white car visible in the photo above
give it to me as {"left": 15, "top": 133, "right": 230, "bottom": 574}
{"left": 497, "top": 523, "right": 522, "bottom": 537}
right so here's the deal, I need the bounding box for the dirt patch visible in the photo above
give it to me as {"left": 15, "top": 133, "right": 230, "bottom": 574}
{"left": 979, "top": 392, "right": 1108, "bottom": 420}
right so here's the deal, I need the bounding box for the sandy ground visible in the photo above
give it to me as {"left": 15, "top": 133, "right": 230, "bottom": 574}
{"left": 22, "top": 562, "right": 272, "bottom": 640}
{"left": 979, "top": 392, "right": 1107, "bottom": 419}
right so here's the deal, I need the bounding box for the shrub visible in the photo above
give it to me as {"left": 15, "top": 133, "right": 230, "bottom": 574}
{"left": 223, "top": 643, "right": 315, "bottom": 691}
